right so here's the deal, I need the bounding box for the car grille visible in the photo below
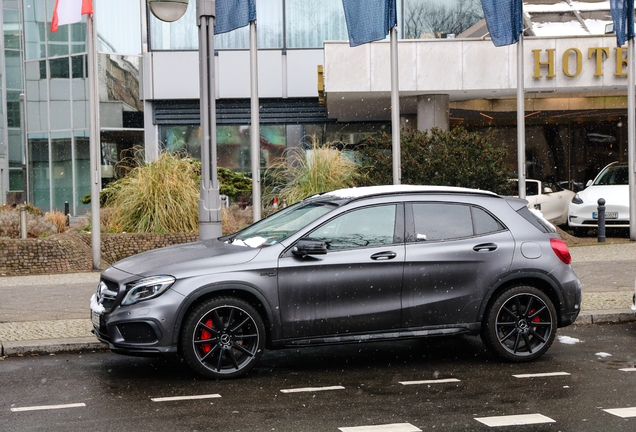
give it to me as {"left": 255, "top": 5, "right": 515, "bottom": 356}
{"left": 582, "top": 220, "right": 628, "bottom": 225}
{"left": 97, "top": 278, "right": 119, "bottom": 311}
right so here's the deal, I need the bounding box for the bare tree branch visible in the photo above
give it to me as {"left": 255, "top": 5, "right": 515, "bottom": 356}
{"left": 404, "top": 0, "right": 484, "bottom": 38}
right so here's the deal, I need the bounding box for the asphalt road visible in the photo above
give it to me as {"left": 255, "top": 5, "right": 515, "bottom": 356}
{"left": 2, "top": 323, "right": 636, "bottom": 432}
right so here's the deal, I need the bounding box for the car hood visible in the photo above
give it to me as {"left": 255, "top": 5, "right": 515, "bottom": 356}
{"left": 110, "top": 238, "right": 261, "bottom": 277}
{"left": 580, "top": 185, "right": 629, "bottom": 204}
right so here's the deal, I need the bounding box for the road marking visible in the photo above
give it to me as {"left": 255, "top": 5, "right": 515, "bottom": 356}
{"left": 151, "top": 394, "right": 221, "bottom": 402}
{"left": 603, "top": 407, "right": 636, "bottom": 418}
{"left": 475, "top": 413, "right": 556, "bottom": 427}
{"left": 11, "top": 403, "right": 86, "bottom": 412}
{"left": 339, "top": 423, "right": 421, "bottom": 432}
{"left": 399, "top": 378, "right": 461, "bottom": 385}
{"left": 619, "top": 368, "right": 636, "bottom": 372}
{"left": 280, "top": 386, "right": 345, "bottom": 394}
{"left": 513, "top": 372, "right": 570, "bottom": 378}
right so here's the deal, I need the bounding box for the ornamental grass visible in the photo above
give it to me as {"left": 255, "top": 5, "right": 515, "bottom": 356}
{"left": 105, "top": 151, "right": 200, "bottom": 233}
{"left": 265, "top": 139, "right": 358, "bottom": 205}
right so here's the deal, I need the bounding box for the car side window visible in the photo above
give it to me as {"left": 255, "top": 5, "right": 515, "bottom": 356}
{"left": 310, "top": 205, "right": 397, "bottom": 250}
{"left": 411, "top": 203, "right": 473, "bottom": 241}
{"left": 472, "top": 206, "right": 504, "bottom": 235}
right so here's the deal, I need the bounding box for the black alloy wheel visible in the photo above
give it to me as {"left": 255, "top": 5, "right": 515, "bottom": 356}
{"left": 481, "top": 286, "right": 557, "bottom": 362}
{"left": 181, "top": 297, "right": 265, "bottom": 379}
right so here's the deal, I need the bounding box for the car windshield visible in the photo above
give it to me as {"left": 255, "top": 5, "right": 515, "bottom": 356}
{"left": 229, "top": 201, "right": 338, "bottom": 248}
{"left": 593, "top": 165, "right": 628, "bottom": 186}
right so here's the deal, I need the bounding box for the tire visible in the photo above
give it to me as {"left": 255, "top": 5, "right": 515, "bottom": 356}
{"left": 180, "top": 297, "right": 265, "bottom": 379}
{"left": 481, "top": 286, "right": 557, "bottom": 362}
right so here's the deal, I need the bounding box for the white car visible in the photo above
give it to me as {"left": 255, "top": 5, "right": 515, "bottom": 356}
{"left": 568, "top": 162, "right": 630, "bottom": 234}
{"left": 510, "top": 179, "right": 575, "bottom": 225}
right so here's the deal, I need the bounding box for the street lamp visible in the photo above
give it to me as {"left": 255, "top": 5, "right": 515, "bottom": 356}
{"left": 148, "top": 0, "right": 189, "bottom": 22}
{"left": 148, "top": 0, "right": 222, "bottom": 240}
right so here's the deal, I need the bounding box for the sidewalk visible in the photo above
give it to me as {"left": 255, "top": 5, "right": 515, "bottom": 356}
{"left": 1, "top": 243, "right": 635, "bottom": 357}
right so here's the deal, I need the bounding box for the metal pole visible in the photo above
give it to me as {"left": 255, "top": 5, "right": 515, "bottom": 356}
{"left": 390, "top": 26, "right": 400, "bottom": 185}
{"left": 517, "top": 33, "right": 526, "bottom": 199}
{"left": 197, "top": 0, "right": 222, "bottom": 239}
{"left": 250, "top": 19, "right": 261, "bottom": 222}
{"left": 629, "top": 38, "right": 636, "bottom": 241}
{"left": 87, "top": 12, "right": 101, "bottom": 270}
{"left": 20, "top": 205, "right": 27, "bottom": 239}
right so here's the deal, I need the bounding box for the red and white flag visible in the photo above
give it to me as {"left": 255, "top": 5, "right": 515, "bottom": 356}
{"left": 51, "top": 0, "right": 93, "bottom": 32}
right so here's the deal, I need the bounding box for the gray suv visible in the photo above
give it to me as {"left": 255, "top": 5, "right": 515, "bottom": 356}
{"left": 90, "top": 185, "right": 582, "bottom": 379}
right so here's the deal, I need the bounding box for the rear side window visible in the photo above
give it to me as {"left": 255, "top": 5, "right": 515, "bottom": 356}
{"left": 409, "top": 203, "right": 504, "bottom": 242}
{"left": 516, "top": 206, "right": 556, "bottom": 233}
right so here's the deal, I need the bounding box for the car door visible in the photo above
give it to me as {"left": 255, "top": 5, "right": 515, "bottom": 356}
{"left": 402, "top": 202, "right": 515, "bottom": 328}
{"left": 277, "top": 203, "right": 405, "bottom": 339}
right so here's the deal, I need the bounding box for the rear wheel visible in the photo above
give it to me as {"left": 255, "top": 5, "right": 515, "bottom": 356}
{"left": 181, "top": 297, "right": 265, "bottom": 379}
{"left": 481, "top": 286, "right": 557, "bottom": 362}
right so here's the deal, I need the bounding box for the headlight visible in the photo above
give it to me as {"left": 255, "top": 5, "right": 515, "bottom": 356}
{"left": 571, "top": 194, "right": 583, "bottom": 204}
{"left": 121, "top": 276, "right": 176, "bottom": 306}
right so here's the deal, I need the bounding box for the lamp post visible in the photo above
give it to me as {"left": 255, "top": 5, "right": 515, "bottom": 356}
{"left": 149, "top": 0, "right": 222, "bottom": 240}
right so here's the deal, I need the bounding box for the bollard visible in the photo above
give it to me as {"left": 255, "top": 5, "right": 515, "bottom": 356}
{"left": 597, "top": 198, "right": 606, "bottom": 243}
{"left": 19, "top": 205, "right": 27, "bottom": 239}
{"left": 64, "top": 201, "right": 70, "bottom": 226}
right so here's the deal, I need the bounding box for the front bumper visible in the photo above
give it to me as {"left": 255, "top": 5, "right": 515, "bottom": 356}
{"left": 90, "top": 285, "right": 185, "bottom": 357}
{"left": 568, "top": 203, "right": 630, "bottom": 228}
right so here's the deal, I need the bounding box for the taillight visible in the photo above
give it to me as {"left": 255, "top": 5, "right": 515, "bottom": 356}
{"left": 551, "top": 238, "right": 571, "bottom": 264}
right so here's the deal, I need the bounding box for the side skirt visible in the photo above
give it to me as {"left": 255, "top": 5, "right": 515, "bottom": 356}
{"left": 273, "top": 323, "right": 481, "bottom": 349}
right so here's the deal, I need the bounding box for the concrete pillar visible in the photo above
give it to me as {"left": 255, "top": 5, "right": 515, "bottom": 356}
{"left": 417, "top": 94, "right": 450, "bottom": 132}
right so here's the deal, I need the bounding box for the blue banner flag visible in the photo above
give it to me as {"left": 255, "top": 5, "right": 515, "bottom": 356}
{"left": 610, "top": 0, "right": 635, "bottom": 47}
{"left": 214, "top": 0, "right": 256, "bottom": 35}
{"left": 481, "top": 0, "right": 523, "bottom": 47}
{"left": 342, "top": 0, "right": 396, "bottom": 47}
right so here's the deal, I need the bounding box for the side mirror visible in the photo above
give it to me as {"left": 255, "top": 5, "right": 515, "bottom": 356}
{"left": 586, "top": 180, "right": 592, "bottom": 187}
{"left": 543, "top": 187, "right": 553, "bottom": 194}
{"left": 292, "top": 238, "right": 327, "bottom": 257}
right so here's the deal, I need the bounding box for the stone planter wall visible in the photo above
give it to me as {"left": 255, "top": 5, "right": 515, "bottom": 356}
{"left": 0, "top": 233, "right": 199, "bottom": 276}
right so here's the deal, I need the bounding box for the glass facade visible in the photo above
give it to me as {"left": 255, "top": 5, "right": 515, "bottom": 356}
{"left": 4, "top": 0, "right": 25, "bottom": 202}
{"left": 159, "top": 122, "right": 389, "bottom": 174}
{"left": 19, "top": 0, "right": 143, "bottom": 213}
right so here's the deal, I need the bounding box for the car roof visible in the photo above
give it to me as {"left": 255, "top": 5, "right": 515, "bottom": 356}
{"left": 314, "top": 185, "right": 498, "bottom": 201}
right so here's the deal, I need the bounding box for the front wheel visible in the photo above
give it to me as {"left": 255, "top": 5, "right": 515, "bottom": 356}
{"left": 181, "top": 297, "right": 265, "bottom": 379}
{"left": 481, "top": 286, "right": 557, "bottom": 362}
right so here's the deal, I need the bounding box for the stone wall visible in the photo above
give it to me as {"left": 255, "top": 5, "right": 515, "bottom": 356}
{"left": 0, "top": 233, "right": 199, "bottom": 276}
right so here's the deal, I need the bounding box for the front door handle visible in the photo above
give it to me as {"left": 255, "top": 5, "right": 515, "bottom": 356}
{"left": 370, "top": 251, "right": 397, "bottom": 260}
{"left": 473, "top": 243, "right": 498, "bottom": 252}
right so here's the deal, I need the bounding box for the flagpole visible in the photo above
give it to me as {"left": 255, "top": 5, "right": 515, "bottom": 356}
{"left": 250, "top": 18, "right": 261, "bottom": 222}
{"left": 390, "top": 25, "right": 400, "bottom": 185}
{"left": 87, "top": 10, "right": 101, "bottom": 270}
{"left": 197, "top": 0, "right": 222, "bottom": 239}
{"left": 517, "top": 32, "right": 526, "bottom": 199}
{"left": 628, "top": 37, "right": 635, "bottom": 240}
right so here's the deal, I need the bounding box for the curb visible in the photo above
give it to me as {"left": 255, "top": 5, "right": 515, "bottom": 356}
{"left": 2, "top": 310, "right": 634, "bottom": 358}
{"left": 1, "top": 337, "right": 108, "bottom": 357}
{"left": 574, "top": 309, "right": 635, "bottom": 325}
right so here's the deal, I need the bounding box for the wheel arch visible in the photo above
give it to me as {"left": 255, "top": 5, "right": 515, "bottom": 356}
{"left": 172, "top": 283, "right": 276, "bottom": 351}
{"left": 477, "top": 271, "right": 565, "bottom": 326}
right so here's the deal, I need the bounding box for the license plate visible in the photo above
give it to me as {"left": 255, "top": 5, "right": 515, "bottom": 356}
{"left": 593, "top": 212, "right": 618, "bottom": 219}
{"left": 91, "top": 310, "right": 101, "bottom": 328}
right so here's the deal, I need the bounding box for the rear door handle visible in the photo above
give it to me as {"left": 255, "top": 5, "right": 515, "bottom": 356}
{"left": 473, "top": 243, "right": 498, "bottom": 252}
{"left": 370, "top": 251, "right": 397, "bottom": 260}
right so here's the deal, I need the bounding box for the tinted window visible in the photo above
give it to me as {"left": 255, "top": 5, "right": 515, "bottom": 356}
{"left": 472, "top": 207, "right": 504, "bottom": 235}
{"left": 311, "top": 205, "right": 397, "bottom": 250}
{"left": 516, "top": 206, "right": 555, "bottom": 233}
{"left": 412, "top": 203, "right": 473, "bottom": 241}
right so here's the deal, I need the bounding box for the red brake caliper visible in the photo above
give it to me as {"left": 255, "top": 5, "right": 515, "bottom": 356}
{"left": 200, "top": 319, "right": 213, "bottom": 353}
{"left": 529, "top": 309, "right": 540, "bottom": 323}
